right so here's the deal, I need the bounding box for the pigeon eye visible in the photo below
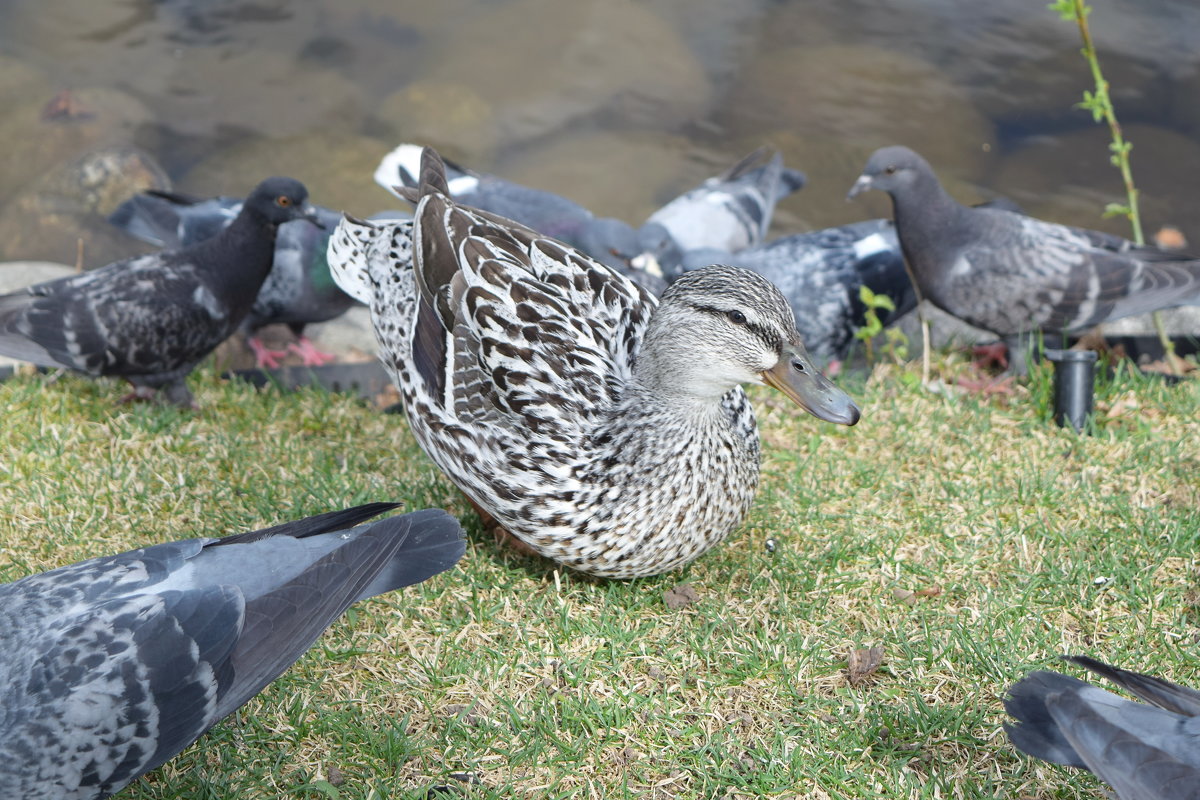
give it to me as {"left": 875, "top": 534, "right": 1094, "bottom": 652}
{"left": 727, "top": 309, "right": 747, "bottom": 325}
{"left": 277, "top": 195, "right": 292, "bottom": 206}
{"left": 884, "top": 165, "right": 897, "bottom": 175}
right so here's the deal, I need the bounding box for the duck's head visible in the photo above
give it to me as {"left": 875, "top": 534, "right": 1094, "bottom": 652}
{"left": 640, "top": 264, "right": 860, "bottom": 426}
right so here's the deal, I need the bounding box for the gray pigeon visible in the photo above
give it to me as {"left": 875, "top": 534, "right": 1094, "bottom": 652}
{"left": 659, "top": 219, "right": 914, "bottom": 365}
{"left": 374, "top": 143, "right": 643, "bottom": 267}
{"left": 109, "top": 191, "right": 406, "bottom": 368}
{"left": 635, "top": 147, "right": 808, "bottom": 275}
{"left": 1006, "top": 655, "right": 1200, "bottom": 799}
{"left": 848, "top": 145, "right": 1200, "bottom": 370}
{"left": 0, "top": 177, "right": 319, "bottom": 405}
{"left": 373, "top": 145, "right": 807, "bottom": 296}
{"left": 0, "top": 502, "right": 465, "bottom": 800}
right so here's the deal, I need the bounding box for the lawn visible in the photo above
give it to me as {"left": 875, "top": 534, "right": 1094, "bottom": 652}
{"left": 1, "top": 352, "right": 1197, "bottom": 799}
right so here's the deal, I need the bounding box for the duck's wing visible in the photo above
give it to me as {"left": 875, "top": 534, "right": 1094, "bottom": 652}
{"left": 408, "top": 148, "right": 656, "bottom": 433}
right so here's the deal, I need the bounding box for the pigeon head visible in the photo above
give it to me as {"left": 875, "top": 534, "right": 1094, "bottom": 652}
{"left": 244, "top": 177, "right": 322, "bottom": 228}
{"left": 576, "top": 217, "right": 641, "bottom": 269}
{"left": 846, "top": 146, "right": 933, "bottom": 201}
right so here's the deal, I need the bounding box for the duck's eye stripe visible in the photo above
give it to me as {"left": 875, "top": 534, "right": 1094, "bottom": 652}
{"left": 692, "top": 304, "right": 777, "bottom": 349}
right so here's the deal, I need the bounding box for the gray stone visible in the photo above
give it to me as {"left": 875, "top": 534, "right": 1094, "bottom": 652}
{"left": 0, "top": 261, "right": 76, "bottom": 368}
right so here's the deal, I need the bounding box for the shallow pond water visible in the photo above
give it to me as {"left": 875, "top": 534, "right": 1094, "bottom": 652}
{"left": 0, "top": 0, "right": 1198, "bottom": 267}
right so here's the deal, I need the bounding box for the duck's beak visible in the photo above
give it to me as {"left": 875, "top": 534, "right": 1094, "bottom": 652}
{"left": 761, "top": 341, "right": 860, "bottom": 426}
{"left": 846, "top": 174, "right": 873, "bottom": 202}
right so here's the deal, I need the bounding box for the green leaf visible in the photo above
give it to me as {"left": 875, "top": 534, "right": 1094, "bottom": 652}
{"left": 1102, "top": 202, "right": 1132, "bottom": 218}
{"left": 1048, "top": 0, "right": 1075, "bottom": 21}
{"left": 305, "top": 780, "right": 342, "bottom": 799}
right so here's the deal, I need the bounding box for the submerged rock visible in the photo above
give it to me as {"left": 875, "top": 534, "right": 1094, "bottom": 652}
{"left": 411, "top": 0, "right": 710, "bottom": 151}
{"left": 184, "top": 132, "right": 394, "bottom": 217}
{"left": 0, "top": 87, "right": 157, "bottom": 197}
{"left": 151, "top": 50, "right": 367, "bottom": 138}
{"left": 0, "top": 147, "right": 169, "bottom": 265}
{"left": 725, "top": 45, "right": 996, "bottom": 178}
{"left": 496, "top": 129, "right": 700, "bottom": 225}
{"left": 375, "top": 81, "right": 498, "bottom": 163}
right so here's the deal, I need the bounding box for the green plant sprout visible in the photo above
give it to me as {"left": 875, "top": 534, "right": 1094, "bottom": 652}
{"left": 1050, "top": 0, "right": 1183, "bottom": 372}
{"left": 853, "top": 284, "right": 895, "bottom": 363}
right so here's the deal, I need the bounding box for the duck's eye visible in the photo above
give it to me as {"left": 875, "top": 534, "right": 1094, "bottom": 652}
{"left": 727, "top": 309, "right": 747, "bottom": 325}
{"left": 884, "top": 165, "right": 897, "bottom": 175}
{"left": 277, "top": 195, "right": 292, "bottom": 206}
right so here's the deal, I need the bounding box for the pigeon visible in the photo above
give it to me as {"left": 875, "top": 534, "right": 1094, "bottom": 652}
{"left": 1005, "top": 655, "right": 1200, "bottom": 799}
{"left": 0, "top": 177, "right": 319, "bottom": 406}
{"left": 109, "top": 190, "right": 381, "bottom": 368}
{"left": 635, "top": 146, "right": 808, "bottom": 275}
{"left": 848, "top": 145, "right": 1200, "bottom": 372}
{"left": 372, "top": 144, "right": 807, "bottom": 295}
{"left": 654, "top": 219, "right": 915, "bottom": 365}
{"left": 0, "top": 502, "right": 465, "bottom": 800}
{"left": 374, "top": 143, "right": 644, "bottom": 268}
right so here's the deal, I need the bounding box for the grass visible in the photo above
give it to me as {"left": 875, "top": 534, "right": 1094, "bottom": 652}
{"left": 1, "top": 353, "right": 1198, "bottom": 799}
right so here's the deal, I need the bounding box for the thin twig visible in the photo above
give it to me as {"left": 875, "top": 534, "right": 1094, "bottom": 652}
{"left": 1052, "top": 0, "right": 1182, "bottom": 373}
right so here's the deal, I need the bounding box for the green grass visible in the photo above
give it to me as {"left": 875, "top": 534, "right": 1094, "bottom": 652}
{"left": 1, "top": 354, "right": 1198, "bottom": 799}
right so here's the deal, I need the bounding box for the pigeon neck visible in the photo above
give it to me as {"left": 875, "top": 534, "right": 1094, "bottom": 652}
{"left": 890, "top": 173, "right": 969, "bottom": 273}
{"left": 205, "top": 208, "right": 280, "bottom": 308}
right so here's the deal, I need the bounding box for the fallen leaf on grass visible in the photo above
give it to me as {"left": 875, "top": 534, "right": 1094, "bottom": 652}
{"left": 611, "top": 746, "right": 639, "bottom": 766}
{"left": 847, "top": 645, "right": 884, "bottom": 686}
{"left": 956, "top": 374, "right": 1016, "bottom": 396}
{"left": 664, "top": 583, "right": 699, "bottom": 609}
{"left": 1140, "top": 358, "right": 1196, "bottom": 378}
{"left": 893, "top": 585, "right": 943, "bottom": 605}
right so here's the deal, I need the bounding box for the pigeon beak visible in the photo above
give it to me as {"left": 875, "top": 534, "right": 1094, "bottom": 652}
{"left": 761, "top": 341, "right": 861, "bottom": 426}
{"left": 846, "top": 174, "right": 873, "bottom": 202}
{"left": 300, "top": 205, "right": 325, "bottom": 229}
{"left": 631, "top": 252, "right": 664, "bottom": 277}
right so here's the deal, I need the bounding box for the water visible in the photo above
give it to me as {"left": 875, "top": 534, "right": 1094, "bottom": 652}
{"left": 0, "top": 0, "right": 1198, "bottom": 267}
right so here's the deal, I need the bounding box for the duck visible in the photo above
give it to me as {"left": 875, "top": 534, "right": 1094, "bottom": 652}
{"left": 328, "top": 147, "right": 859, "bottom": 579}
